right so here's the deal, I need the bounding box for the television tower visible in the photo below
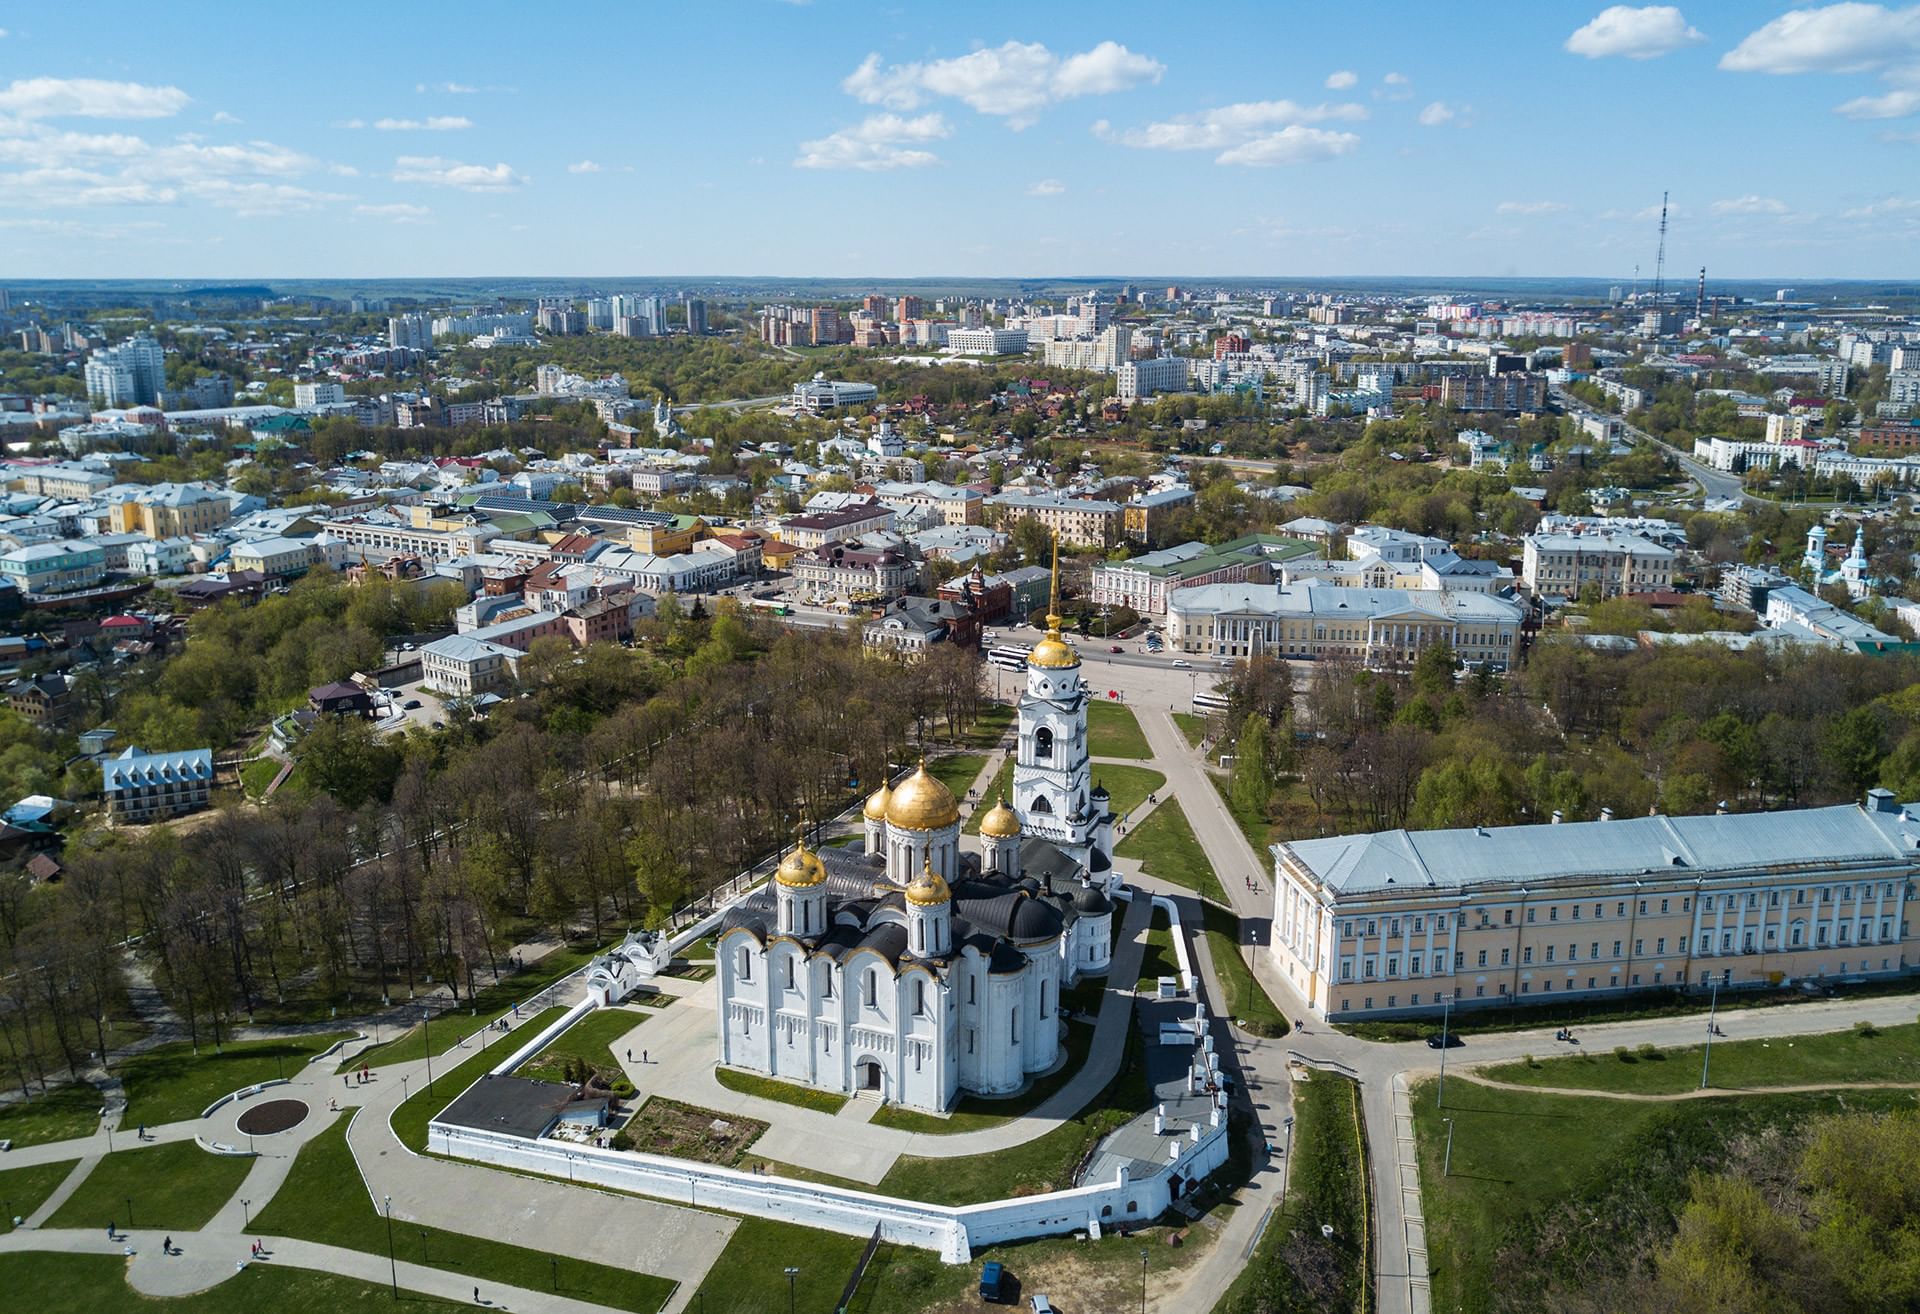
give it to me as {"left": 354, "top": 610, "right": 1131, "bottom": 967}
{"left": 1695, "top": 267, "right": 1706, "bottom": 322}
{"left": 1652, "top": 191, "right": 1669, "bottom": 305}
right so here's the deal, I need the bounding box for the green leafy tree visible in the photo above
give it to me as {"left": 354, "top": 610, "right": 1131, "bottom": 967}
{"left": 1231, "top": 714, "right": 1276, "bottom": 818}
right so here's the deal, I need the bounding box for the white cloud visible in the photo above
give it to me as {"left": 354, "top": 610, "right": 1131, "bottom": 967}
{"left": 1496, "top": 200, "right": 1570, "bottom": 214}
{"left": 0, "top": 29, "right": 9, "bottom": 38}
{"left": 1325, "top": 70, "right": 1358, "bottom": 89}
{"left": 1565, "top": 6, "right": 1705, "bottom": 59}
{"left": 1712, "top": 194, "right": 1788, "bottom": 214}
{"left": 1841, "top": 195, "right": 1920, "bottom": 217}
{"left": 1721, "top": 4, "right": 1920, "bottom": 74}
{"left": 1384, "top": 72, "right": 1410, "bottom": 84}
{"left": 1417, "top": 100, "right": 1456, "bottom": 125}
{"left": 1837, "top": 88, "right": 1920, "bottom": 118}
{"left": 567, "top": 160, "right": 603, "bottom": 173}
{"left": 371, "top": 116, "right": 472, "bottom": 131}
{"left": 842, "top": 40, "right": 1162, "bottom": 126}
{"left": 1027, "top": 178, "right": 1066, "bottom": 196}
{"left": 795, "top": 113, "right": 949, "bottom": 170}
{"left": 417, "top": 82, "right": 481, "bottom": 95}
{"left": 1104, "top": 99, "right": 1367, "bottom": 151}
{"left": 356, "top": 202, "right": 431, "bottom": 222}
{"left": 0, "top": 77, "right": 190, "bottom": 121}
{"left": 188, "top": 179, "right": 348, "bottom": 216}
{"left": 335, "top": 119, "right": 366, "bottom": 130}
{"left": 1215, "top": 126, "right": 1360, "bottom": 167}
{"left": 1377, "top": 72, "right": 1413, "bottom": 101}
{"left": 391, "top": 155, "right": 526, "bottom": 191}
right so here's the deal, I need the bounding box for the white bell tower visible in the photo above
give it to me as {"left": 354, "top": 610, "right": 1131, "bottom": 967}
{"left": 1011, "top": 534, "right": 1096, "bottom": 864}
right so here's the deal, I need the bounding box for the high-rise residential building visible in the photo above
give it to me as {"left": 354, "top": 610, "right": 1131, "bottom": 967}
{"left": 862, "top": 294, "right": 889, "bottom": 318}
{"left": 586, "top": 298, "right": 615, "bottom": 331}
{"left": 684, "top": 298, "right": 708, "bottom": 335}
{"left": 809, "top": 308, "right": 841, "bottom": 345}
{"left": 294, "top": 381, "right": 347, "bottom": 407}
{"left": 83, "top": 332, "right": 166, "bottom": 407}
{"left": 388, "top": 315, "right": 430, "bottom": 351}
{"left": 895, "top": 295, "right": 924, "bottom": 323}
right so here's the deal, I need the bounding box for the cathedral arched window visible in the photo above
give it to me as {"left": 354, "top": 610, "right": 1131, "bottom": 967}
{"left": 1035, "top": 727, "right": 1053, "bottom": 760}
{"left": 1033, "top": 794, "right": 1052, "bottom": 814}
{"left": 864, "top": 969, "right": 877, "bottom": 1007}
{"left": 785, "top": 956, "right": 795, "bottom": 991}
{"left": 916, "top": 921, "right": 925, "bottom": 953}
{"left": 738, "top": 946, "right": 752, "bottom": 981}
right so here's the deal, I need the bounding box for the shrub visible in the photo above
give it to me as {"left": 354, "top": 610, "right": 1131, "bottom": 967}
{"left": 1636, "top": 1043, "right": 1662, "bottom": 1061}
{"left": 610, "top": 1129, "right": 635, "bottom": 1152}
{"left": 1615, "top": 1045, "right": 1635, "bottom": 1063}
{"left": 608, "top": 1079, "right": 635, "bottom": 1098}
{"left": 1854, "top": 1019, "right": 1880, "bottom": 1039}
{"left": 1522, "top": 1053, "right": 1537, "bottom": 1069}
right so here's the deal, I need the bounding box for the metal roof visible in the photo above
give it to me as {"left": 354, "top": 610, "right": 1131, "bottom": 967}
{"left": 1281, "top": 799, "right": 1920, "bottom": 898}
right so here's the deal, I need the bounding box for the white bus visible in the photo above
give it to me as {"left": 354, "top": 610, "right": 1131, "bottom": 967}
{"left": 987, "top": 645, "right": 1029, "bottom": 672}
{"left": 1192, "top": 690, "right": 1232, "bottom": 713}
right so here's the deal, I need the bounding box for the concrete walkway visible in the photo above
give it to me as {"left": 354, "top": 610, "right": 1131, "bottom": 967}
{"left": 0, "top": 1226, "right": 645, "bottom": 1311}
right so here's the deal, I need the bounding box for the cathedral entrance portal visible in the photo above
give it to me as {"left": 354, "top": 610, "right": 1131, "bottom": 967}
{"left": 855, "top": 1057, "right": 887, "bottom": 1095}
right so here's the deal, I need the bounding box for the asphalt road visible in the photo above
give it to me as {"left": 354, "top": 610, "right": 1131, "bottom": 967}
{"left": 1553, "top": 385, "right": 1749, "bottom": 504}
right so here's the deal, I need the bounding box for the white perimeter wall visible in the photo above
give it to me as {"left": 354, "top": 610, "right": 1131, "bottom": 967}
{"left": 430, "top": 1116, "right": 1229, "bottom": 1264}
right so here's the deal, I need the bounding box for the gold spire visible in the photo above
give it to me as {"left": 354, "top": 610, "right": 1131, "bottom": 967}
{"left": 1027, "top": 531, "right": 1079, "bottom": 668}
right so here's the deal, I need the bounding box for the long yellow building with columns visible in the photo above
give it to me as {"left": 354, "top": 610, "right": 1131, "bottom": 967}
{"left": 1270, "top": 789, "right": 1920, "bottom": 1020}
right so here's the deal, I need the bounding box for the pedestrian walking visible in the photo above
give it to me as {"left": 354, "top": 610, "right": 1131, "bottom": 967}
{"left": 642, "top": 1049, "right": 648, "bottom": 1064}
{"left": 106, "top": 1222, "right": 113, "bottom": 1240}
{"left": 474, "top": 1286, "right": 481, "bottom": 1303}
{"left": 626, "top": 1048, "right": 631, "bottom": 1062}
{"left": 163, "top": 1235, "right": 172, "bottom": 1255}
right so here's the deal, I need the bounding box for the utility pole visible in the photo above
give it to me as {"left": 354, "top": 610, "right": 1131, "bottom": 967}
{"left": 1279, "top": 1115, "right": 1296, "bottom": 1211}
{"left": 1437, "top": 994, "right": 1452, "bottom": 1107}
{"left": 1700, "top": 978, "right": 1720, "bottom": 1089}
{"left": 1443, "top": 1117, "right": 1455, "bottom": 1176}
{"left": 384, "top": 1196, "right": 397, "bottom": 1299}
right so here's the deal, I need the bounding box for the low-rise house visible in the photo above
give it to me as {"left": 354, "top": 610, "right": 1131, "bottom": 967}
{"left": 7, "top": 672, "right": 75, "bottom": 726}
{"left": 863, "top": 595, "right": 980, "bottom": 659}
{"left": 102, "top": 745, "right": 214, "bottom": 822}
{"left": 309, "top": 681, "right": 374, "bottom": 718}
{"left": 0, "top": 540, "right": 107, "bottom": 595}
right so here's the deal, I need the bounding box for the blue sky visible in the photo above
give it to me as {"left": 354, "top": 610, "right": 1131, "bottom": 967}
{"left": 2, "top": 2, "right": 1918, "bottom": 280}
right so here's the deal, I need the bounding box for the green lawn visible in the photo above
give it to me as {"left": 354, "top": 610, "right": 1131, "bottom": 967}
{"left": 1087, "top": 700, "right": 1151, "bottom": 758}
{"left": 1209, "top": 768, "right": 1275, "bottom": 856}
{"left": 515, "top": 1006, "right": 648, "bottom": 1085}
{"left": 121, "top": 1032, "right": 352, "bottom": 1128}
{"left": 346, "top": 943, "right": 600, "bottom": 1070}
{"left": 0, "top": 1252, "right": 457, "bottom": 1313}
{"left": 390, "top": 1007, "right": 567, "bottom": 1152}
{"left": 689, "top": 1214, "right": 952, "bottom": 1314}
{"left": 877, "top": 1032, "right": 1150, "bottom": 1206}
{"left": 47, "top": 1138, "right": 252, "bottom": 1232}
{"left": 1411, "top": 1078, "right": 1920, "bottom": 1313}
{"left": 239, "top": 756, "right": 282, "bottom": 799}
{"left": 0, "top": 1159, "right": 81, "bottom": 1231}
{"left": 0, "top": 1081, "right": 108, "bottom": 1148}
{"left": 1215, "top": 1073, "right": 1369, "bottom": 1314}
{"left": 714, "top": 1066, "right": 849, "bottom": 1114}
{"left": 868, "top": 1016, "right": 1101, "bottom": 1134}
{"left": 951, "top": 701, "right": 1016, "bottom": 749}
{"left": 1136, "top": 921, "right": 1178, "bottom": 994}
{"left": 1200, "top": 904, "right": 1289, "bottom": 1038}
{"left": 1479, "top": 1019, "right": 1920, "bottom": 1095}
{"left": 1094, "top": 764, "right": 1166, "bottom": 821}
{"left": 924, "top": 752, "right": 987, "bottom": 804}
{"left": 250, "top": 1118, "right": 674, "bottom": 1313}
{"left": 1115, "top": 799, "right": 1227, "bottom": 903}
{"left": 1172, "top": 711, "right": 1212, "bottom": 748}
{"left": 964, "top": 757, "right": 1016, "bottom": 833}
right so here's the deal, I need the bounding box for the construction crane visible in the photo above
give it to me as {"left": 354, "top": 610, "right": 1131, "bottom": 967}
{"left": 1652, "top": 191, "right": 1669, "bottom": 305}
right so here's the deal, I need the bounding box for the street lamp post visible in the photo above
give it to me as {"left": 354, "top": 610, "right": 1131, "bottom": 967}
{"left": 1700, "top": 978, "right": 1721, "bottom": 1090}
{"left": 550, "top": 1257, "right": 558, "bottom": 1290}
{"left": 383, "top": 1196, "right": 397, "bottom": 1299}
{"left": 125, "top": 1197, "right": 133, "bottom": 1230}
{"left": 241, "top": 1198, "right": 251, "bottom": 1229}
{"left": 1443, "top": 1117, "right": 1456, "bottom": 1177}
{"left": 1139, "top": 1248, "right": 1149, "bottom": 1314}
{"left": 1280, "top": 1115, "right": 1296, "bottom": 1211}
{"left": 784, "top": 1266, "right": 800, "bottom": 1314}
{"left": 1437, "top": 995, "right": 1453, "bottom": 1108}
{"left": 423, "top": 1011, "right": 434, "bottom": 1097}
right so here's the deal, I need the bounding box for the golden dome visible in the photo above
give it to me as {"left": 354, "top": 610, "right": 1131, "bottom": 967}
{"left": 885, "top": 759, "right": 960, "bottom": 831}
{"left": 862, "top": 780, "right": 893, "bottom": 821}
{"left": 978, "top": 794, "right": 1021, "bottom": 839}
{"left": 1027, "top": 615, "right": 1079, "bottom": 669}
{"left": 775, "top": 830, "right": 827, "bottom": 888}
{"left": 905, "top": 855, "right": 951, "bottom": 907}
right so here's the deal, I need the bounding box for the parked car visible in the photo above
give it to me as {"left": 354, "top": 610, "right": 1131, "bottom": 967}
{"left": 403, "top": 698, "right": 422, "bottom": 710}
{"left": 979, "top": 1260, "right": 1005, "bottom": 1302}
{"left": 1031, "top": 1297, "right": 1056, "bottom": 1314}
{"left": 1171, "top": 659, "right": 1192, "bottom": 669}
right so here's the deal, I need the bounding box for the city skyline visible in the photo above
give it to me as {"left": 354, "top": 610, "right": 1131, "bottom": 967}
{"left": 2, "top": 2, "right": 1919, "bottom": 279}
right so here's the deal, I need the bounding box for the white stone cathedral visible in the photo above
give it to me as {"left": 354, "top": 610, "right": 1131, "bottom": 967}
{"left": 713, "top": 572, "right": 1120, "bottom": 1112}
